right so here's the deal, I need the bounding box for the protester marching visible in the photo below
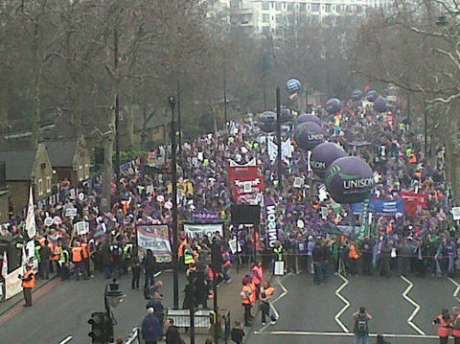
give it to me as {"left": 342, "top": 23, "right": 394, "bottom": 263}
{"left": 0, "top": 83, "right": 459, "bottom": 344}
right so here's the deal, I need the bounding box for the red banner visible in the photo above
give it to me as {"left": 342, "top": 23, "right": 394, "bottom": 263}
{"left": 228, "top": 159, "right": 264, "bottom": 204}
{"left": 400, "top": 191, "right": 429, "bottom": 217}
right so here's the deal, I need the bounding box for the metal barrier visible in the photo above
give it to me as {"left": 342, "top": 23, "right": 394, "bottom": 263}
{"left": 124, "top": 327, "right": 141, "bottom": 344}
{"left": 166, "top": 309, "right": 215, "bottom": 328}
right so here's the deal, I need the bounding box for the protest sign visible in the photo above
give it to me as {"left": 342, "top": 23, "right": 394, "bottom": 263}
{"left": 228, "top": 159, "right": 264, "bottom": 204}
{"left": 136, "top": 224, "right": 171, "bottom": 263}
{"left": 65, "top": 207, "right": 78, "bottom": 218}
{"left": 74, "top": 221, "right": 89, "bottom": 235}
{"left": 451, "top": 207, "right": 460, "bottom": 220}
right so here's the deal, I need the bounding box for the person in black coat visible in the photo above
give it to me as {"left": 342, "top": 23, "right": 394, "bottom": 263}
{"left": 143, "top": 250, "right": 157, "bottom": 290}
{"left": 165, "top": 319, "right": 184, "bottom": 344}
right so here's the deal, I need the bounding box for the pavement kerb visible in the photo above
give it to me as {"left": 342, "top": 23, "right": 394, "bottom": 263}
{"left": 0, "top": 274, "right": 57, "bottom": 317}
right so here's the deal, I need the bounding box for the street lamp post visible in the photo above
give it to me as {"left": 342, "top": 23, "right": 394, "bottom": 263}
{"left": 113, "top": 11, "right": 121, "bottom": 181}
{"left": 276, "top": 87, "right": 282, "bottom": 189}
{"left": 177, "top": 81, "right": 182, "bottom": 157}
{"left": 223, "top": 61, "right": 228, "bottom": 131}
{"left": 168, "top": 96, "right": 180, "bottom": 310}
{"left": 88, "top": 279, "right": 124, "bottom": 344}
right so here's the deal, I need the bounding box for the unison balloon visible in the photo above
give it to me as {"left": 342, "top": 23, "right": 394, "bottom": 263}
{"left": 258, "top": 111, "right": 276, "bottom": 132}
{"left": 373, "top": 96, "right": 387, "bottom": 113}
{"left": 286, "top": 79, "right": 302, "bottom": 95}
{"left": 294, "top": 121, "right": 325, "bottom": 151}
{"left": 326, "top": 98, "right": 341, "bottom": 114}
{"left": 366, "top": 90, "right": 378, "bottom": 102}
{"left": 325, "top": 156, "right": 374, "bottom": 204}
{"left": 296, "top": 113, "right": 322, "bottom": 126}
{"left": 311, "top": 142, "right": 347, "bottom": 179}
{"left": 280, "top": 107, "right": 294, "bottom": 122}
{"left": 351, "top": 90, "right": 363, "bottom": 101}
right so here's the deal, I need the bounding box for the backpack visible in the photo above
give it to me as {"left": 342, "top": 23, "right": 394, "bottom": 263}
{"left": 355, "top": 314, "right": 368, "bottom": 335}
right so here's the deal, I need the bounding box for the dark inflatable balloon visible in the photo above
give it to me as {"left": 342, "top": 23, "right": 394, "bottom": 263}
{"left": 373, "top": 96, "right": 387, "bottom": 113}
{"left": 296, "top": 113, "right": 321, "bottom": 126}
{"left": 326, "top": 98, "right": 341, "bottom": 114}
{"left": 351, "top": 90, "right": 363, "bottom": 101}
{"left": 325, "top": 156, "right": 374, "bottom": 204}
{"left": 280, "top": 107, "right": 294, "bottom": 122}
{"left": 311, "top": 142, "right": 347, "bottom": 179}
{"left": 366, "top": 90, "right": 378, "bottom": 102}
{"left": 286, "top": 79, "right": 302, "bottom": 94}
{"left": 294, "top": 121, "right": 325, "bottom": 151}
{"left": 258, "top": 111, "right": 276, "bottom": 132}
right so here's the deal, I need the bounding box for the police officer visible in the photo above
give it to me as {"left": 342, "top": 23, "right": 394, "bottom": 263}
{"left": 58, "top": 245, "right": 70, "bottom": 280}
{"left": 20, "top": 265, "right": 36, "bottom": 307}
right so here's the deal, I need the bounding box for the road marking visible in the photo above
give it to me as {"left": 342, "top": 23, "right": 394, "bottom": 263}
{"left": 334, "top": 274, "right": 350, "bottom": 333}
{"left": 259, "top": 275, "right": 289, "bottom": 333}
{"left": 58, "top": 336, "right": 73, "bottom": 344}
{"left": 448, "top": 277, "right": 460, "bottom": 303}
{"left": 253, "top": 330, "right": 438, "bottom": 339}
{"left": 400, "top": 275, "right": 425, "bottom": 335}
{"left": 154, "top": 271, "right": 162, "bottom": 278}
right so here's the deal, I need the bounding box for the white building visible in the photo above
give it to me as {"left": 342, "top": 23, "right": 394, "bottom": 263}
{"left": 227, "top": 0, "right": 395, "bottom": 36}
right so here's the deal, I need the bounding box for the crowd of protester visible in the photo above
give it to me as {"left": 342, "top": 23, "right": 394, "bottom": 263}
{"left": 0, "top": 93, "right": 458, "bottom": 316}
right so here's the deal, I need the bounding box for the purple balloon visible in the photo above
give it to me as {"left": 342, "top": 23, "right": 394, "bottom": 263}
{"left": 374, "top": 96, "right": 387, "bottom": 113}
{"left": 326, "top": 98, "right": 341, "bottom": 114}
{"left": 296, "top": 113, "right": 321, "bottom": 126}
{"left": 366, "top": 90, "right": 378, "bottom": 102}
{"left": 294, "top": 122, "right": 325, "bottom": 151}
{"left": 311, "top": 142, "right": 348, "bottom": 179}
{"left": 325, "top": 156, "right": 374, "bottom": 204}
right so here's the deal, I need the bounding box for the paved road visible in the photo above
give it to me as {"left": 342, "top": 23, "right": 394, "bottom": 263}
{"left": 0, "top": 271, "right": 188, "bottom": 344}
{"left": 246, "top": 273, "right": 460, "bottom": 344}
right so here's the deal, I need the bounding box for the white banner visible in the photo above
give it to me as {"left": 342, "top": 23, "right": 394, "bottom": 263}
{"left": 183, "top": 223, "right": 224, "bottom": 239}
{"left": 5, "top": 267, "right": 22, "bottom": 299}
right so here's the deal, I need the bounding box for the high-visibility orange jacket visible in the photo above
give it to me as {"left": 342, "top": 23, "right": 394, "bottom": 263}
{"left": 22, "top": 271, "right": 36, "bottom": 289}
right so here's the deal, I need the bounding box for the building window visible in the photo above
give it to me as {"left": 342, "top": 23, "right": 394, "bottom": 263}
{"left": 276, "top": 14, "right": 282, "bottom": 23}
{"left": 299, "top": 3, "right": 306, "bottom": 11}
{"left": 275, "top": 2, "right": 281, "bottom": 11}
{"left": 46, "top": 176, "right": 51, "bottom": 193}
{"left": 262, "top": 2, "right": 269, "bottom": 10}
{"left": 312, "top": 3, "right": 320, "bottom": 12}
{"left": 325, "top": 4, "right": 331, "bottom": 13}
{"left": 263, "top": 13, "right": 270, "bottom": 23}
{"left": 38, "top": 178, "right": 43, "bottom": 196}
{"left": 356, "top": 5, "right": 362, "bottom": 13}
{"left": 287, "top": 3, "right": 293, "bottom": 11}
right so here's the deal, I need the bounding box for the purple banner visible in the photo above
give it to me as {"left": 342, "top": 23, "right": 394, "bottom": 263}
{"left": 191, "top": 210, "right": 221, "bottom": 223}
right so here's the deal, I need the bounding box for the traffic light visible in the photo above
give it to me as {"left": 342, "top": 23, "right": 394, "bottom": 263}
{"left": 88, "top": 312, "right": 113, "bottom": 344}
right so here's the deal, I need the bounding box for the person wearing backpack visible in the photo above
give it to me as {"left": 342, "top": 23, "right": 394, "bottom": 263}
{"left": 352, "top": 306, "right": 372, "bottom": 344}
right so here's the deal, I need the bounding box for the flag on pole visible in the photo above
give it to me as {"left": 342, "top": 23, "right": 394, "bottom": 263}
{"left": 25, "top": 186, "right": 36, "bottom": 239}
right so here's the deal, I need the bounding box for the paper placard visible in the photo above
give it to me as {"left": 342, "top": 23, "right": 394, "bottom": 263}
{"left": 274, "top": 261, "right": 285, "bottom": 276}
{"left": 74, "top": 221, "right": 89, "bottom": 235}
{"left": 65, "top": 208, "right": 77, "bottom": 218}
{"left": 452, "top": 207, "right": 460, "bottom": 220}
